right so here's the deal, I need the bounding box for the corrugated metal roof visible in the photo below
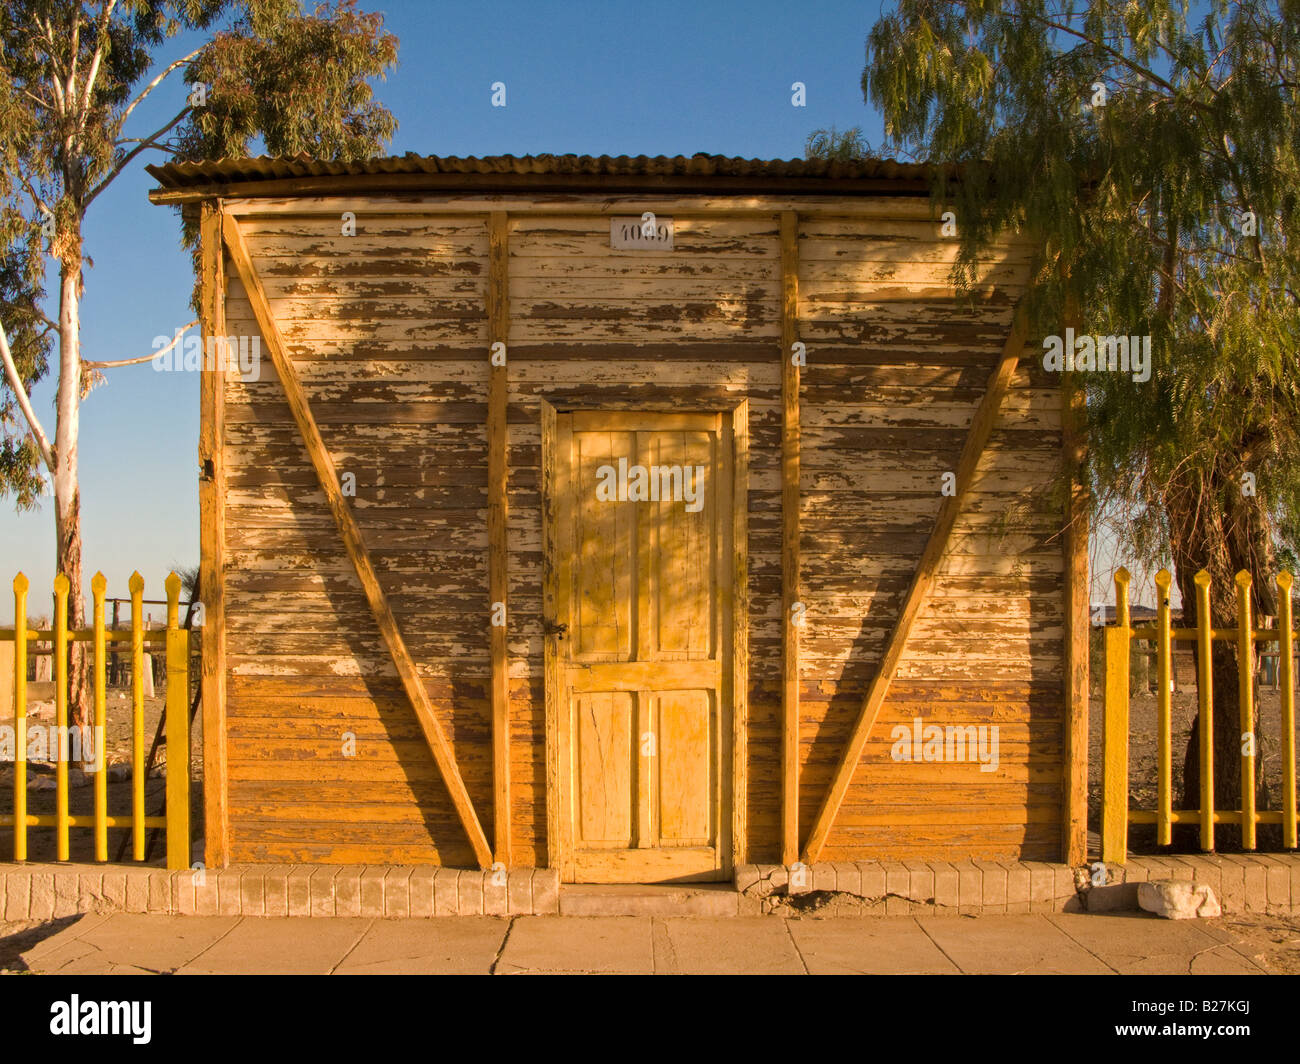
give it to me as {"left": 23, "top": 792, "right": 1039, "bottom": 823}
{"left": 146, "top": 152, "right": 941, "bottom": 191}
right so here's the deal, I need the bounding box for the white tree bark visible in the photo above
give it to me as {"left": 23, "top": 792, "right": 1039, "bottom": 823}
{"left": 0, "top": 319, "right": 54, "bottom": 471}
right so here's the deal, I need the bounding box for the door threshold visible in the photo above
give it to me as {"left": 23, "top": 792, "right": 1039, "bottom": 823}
{"left": 558, "top": 881, "right": 742, "bottom": 917}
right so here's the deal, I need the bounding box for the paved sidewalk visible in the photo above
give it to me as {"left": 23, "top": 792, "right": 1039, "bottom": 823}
{"left": 0, "top": 911, "right": 1278, "bottom": 975}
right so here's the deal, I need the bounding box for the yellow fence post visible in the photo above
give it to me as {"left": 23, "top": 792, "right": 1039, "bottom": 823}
{"left": 12, "top": 574, "right": 28, "bottom": 861}
{"left": 1236, "top": 570, "right": 1256, "bottom": 850}
{"left": 164, "top": 573, "right": 191, "bottom": 870}
{"left": 54, "top": 574, "right": 70, "bottom": 861}
{"left": 1194, "top": 570, "right": 1215, "bottom": 852}
{"left": 1102, "top": 568, "right": 1131, "bottom": 863}
{"left": 130, "top": 572, "right": 146, "bottom": 862}
{"left": 1278, "top": 572, "right": 1296, "bottom": 851}
{"left": 1155, "top": 569, "right": 1173, "bottom": 846}
{"left": 92, "top": 572, "right": 108, "bottom": 861}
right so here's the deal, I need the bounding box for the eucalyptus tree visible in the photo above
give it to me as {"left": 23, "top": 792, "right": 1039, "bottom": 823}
{"left": 861, "top": 1, "right": 1299, "bottom": 833}
{"left": 0, "top": 0, "right": 398, "bottom": 740}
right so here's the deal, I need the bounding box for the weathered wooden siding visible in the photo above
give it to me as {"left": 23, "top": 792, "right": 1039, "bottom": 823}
{"left": 221, "top": 214, "right": 492, "bottom": 865}
{"left": 793, "top": 215, "right": 1062, "bottom": 861}
{"left": 214, "top": 196, "right": 1063, "bottom": 867}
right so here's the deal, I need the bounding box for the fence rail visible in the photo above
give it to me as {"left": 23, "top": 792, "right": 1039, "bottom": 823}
{"left": 1102, "top": 567, "right": 1297, "bottom": 862}
{"left": 0, "top": 571, "right": 191, "bottom": 870}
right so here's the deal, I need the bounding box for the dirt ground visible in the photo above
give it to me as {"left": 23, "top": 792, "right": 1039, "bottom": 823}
{"left": 0, "top": 680, "right": 205, "bottom": 865}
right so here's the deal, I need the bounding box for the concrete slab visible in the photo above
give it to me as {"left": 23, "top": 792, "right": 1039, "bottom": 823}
{"left": 787, "top": 917, "right": 960, "bottom": 974}
{"left": 334, "top": 917, "right": 508, "bottom": 975}
{"left": 24, "top": 915, "right": 239, "bottom": 974}
{"left": 917, "top": 914, "right": 1112, "bottom": 974}
{"left": 1046, "top": 912, "right": 1266, "bottom": 975}
{"left": 175, "top": 917, "right": 372, "bottom": 975}
{"left": 656, "top": 917, "right": 805, "bottom": 974}
{"left": 497, "top": 916, "right": 653, "bottom": 974}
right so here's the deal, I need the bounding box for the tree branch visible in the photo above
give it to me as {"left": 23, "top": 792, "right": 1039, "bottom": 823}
{"left": 82, "top": 320, "right": 199, "bottom": 369}
{"left": 0, "top": 319, "right": 55, "bottom": 472}
{"left": 85, "top": 107, "right": 191, "bottom": 207}
{"left": 75, "top": 0, "right": 122, "bottom": 137}
{"left": 118, "top": 46, "right": 204, "bottom": 129}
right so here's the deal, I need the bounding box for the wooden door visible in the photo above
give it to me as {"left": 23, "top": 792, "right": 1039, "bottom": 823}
{"left": 546, "top": 410, "right": 735, "bottom": 882}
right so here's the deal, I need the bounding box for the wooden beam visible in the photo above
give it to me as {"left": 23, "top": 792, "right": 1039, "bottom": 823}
{"left": 487, "top": 211, "right": 511, "bottom": 866}
{"left": 203, "top": 194, "right": 955, "bottom": 220}
{"left": 801, "top": 301, "right": 1031, "bottom": 864}
{"left": 1061, "top": 292, "right": 1090, "bottom": 866}
{"left": 780, "top": 210, "right": 800, "bottom": 866}
{"left": 540, "top": 401, "right": 562, "bottom": 871}
{"left": 731, "top": 400, "right": 750, "bottom": 869}
{"left": 198, "top": 201, "right": 229, "bottom": 868}
{"left": 221, "top": 212, "right": 494, "bottom": 869}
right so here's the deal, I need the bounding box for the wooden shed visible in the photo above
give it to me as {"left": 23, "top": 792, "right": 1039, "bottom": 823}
{"left": 148, "top": 154, "right": 1088, "bottom": 881}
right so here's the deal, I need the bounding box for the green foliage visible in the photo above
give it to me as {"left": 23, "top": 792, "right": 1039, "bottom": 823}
{"left": 0, "top": 0, "right": 399, "bottom": 505}
{"left": 864, "top": 1, "right": 1300, "bottom": 596}
{"left": 804, "top": 126, "right": 871, "bottom": 161}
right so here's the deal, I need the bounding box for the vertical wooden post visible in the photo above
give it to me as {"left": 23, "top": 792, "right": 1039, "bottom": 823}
{"left": 130, "top": 572, "right": 147, "bottom": 861}
{"left": 1236, "top": 570, "right": 1256, "bottom": 850}
{"left": 165, "top": 573, "right": 191, "bottom": 871}
{"left": 779, "top": 211, "right": 800, "bottom": 865}
{"left": 540, "top": 401, "right": 562, "bottom": 871}
{"left": 488, "top": 211, "right": 511, "bottom": 867}
{"left": 731, "top": 400, "right": 750, "bottom": 868}
{"left": 1154, "top": 569, "right": 1173, "bottom": 846}
{"left": 91, "top": 572, "right": 108, "bottom": 861}
{"left": 198, "top": 199, "right": 229, "bottom": 868}
{"left": 54, "top": 574, "right": 70, "bottom": 861}
{"left": 1060, "top": 290, "right": 1090, "bottom": 866}
{"left": 1278, "top": 572, "right": 1296, "bottom": 851}
{"left": 12, "top": 574, "right": 28, "bottom": 861}
{"left": 1194, "top": 570, "right": 1215, "bottom": 851}
{"left": 1101, "top": 569, "right": 1130, "bottom": 864}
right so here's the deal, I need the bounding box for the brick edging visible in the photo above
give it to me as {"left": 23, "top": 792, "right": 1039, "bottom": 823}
{"left": 5, "top": 855, "right": 1297, "bottom": 920}
{"left": 0, "top": 864, "right": 559, "bottom": 920}
{"left": 736, "top": 855, "right": 1300, "bottom": 916}
{"left": 735, "top": 860, "right": 1083, "bottom": 915}
{"left": 1086, "top": 854, "right": 1300, "bottom": 915}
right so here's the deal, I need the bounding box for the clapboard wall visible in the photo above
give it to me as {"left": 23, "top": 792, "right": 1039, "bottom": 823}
{"left": 213, "top": 194, "right": 1062, "bottom": 867}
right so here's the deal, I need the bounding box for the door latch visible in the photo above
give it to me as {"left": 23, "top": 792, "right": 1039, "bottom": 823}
{"left": 543, "top": 619, "right": 568, "bottom": 640}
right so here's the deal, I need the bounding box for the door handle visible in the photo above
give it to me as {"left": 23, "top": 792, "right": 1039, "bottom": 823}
{"left": 543, "top": 619, "right": 568, "bottom": 639}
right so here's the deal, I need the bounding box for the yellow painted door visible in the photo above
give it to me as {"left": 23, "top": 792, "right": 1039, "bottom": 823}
{"left": 553, "top": 411, "right": 732, "bottom": 882}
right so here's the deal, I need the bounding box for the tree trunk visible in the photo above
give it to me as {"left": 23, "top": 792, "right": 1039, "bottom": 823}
{"left": 55, "top": 255, "right": 92, "bottom": 769}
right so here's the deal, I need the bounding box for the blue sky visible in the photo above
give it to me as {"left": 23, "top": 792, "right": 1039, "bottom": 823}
{"left": 3, "top": 0, "right": 894, "bottom": 619}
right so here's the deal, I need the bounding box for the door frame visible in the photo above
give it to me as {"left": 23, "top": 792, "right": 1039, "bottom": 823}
{"left": 540, "top": 399, "right": 749, "bottom": 880}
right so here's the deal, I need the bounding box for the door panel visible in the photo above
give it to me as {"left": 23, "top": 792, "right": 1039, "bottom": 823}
{"left": 552, "top": 411, "right": 733, "bottom": 883}
{"left": 572, "top": 431, "right": 636, "bottom": 661}
{"left": 573, "top": 692, "right": 635, "bottom": 847}
{"left": 655, "top": 691, "right": 713, "bottom": 844}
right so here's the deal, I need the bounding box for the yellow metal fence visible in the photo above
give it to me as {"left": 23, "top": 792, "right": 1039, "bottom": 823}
{"left": 1102, "top": 567, "right": 1298, "bottom": 862}
{"left": 1, "top": 571, "right": 191, "bottom": 870}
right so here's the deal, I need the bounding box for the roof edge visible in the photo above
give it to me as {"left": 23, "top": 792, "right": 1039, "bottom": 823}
{"left": 146, "top": 153, "right": 949, "bottom": 204}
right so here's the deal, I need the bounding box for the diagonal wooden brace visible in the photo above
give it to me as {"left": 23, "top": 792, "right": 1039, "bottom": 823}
{"left": 221, "top": 211, "right": 494, "bottom": 869}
